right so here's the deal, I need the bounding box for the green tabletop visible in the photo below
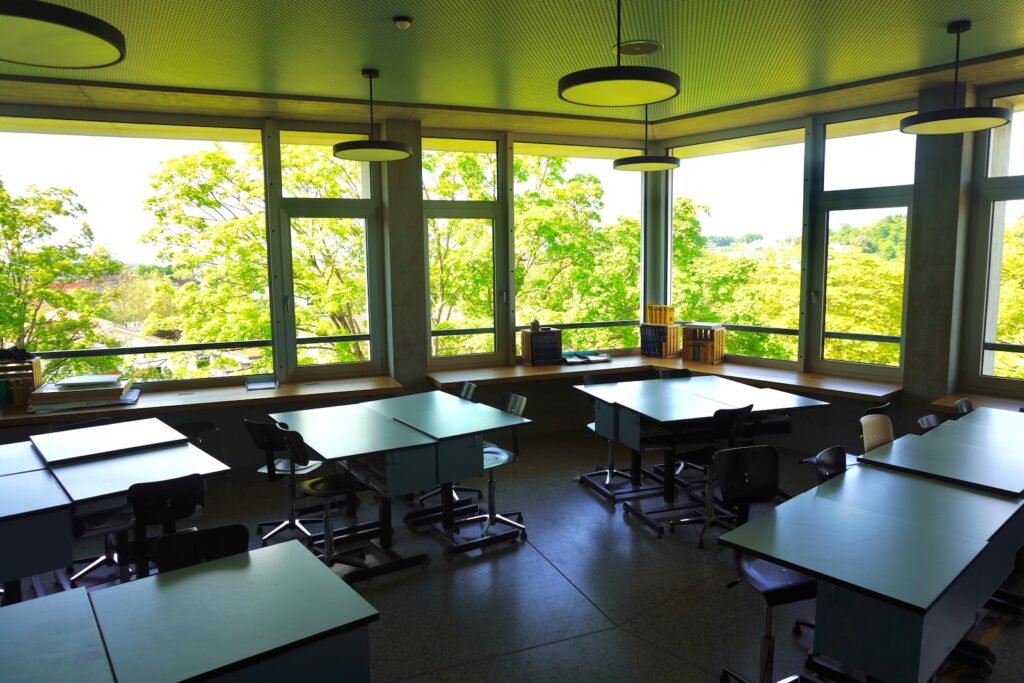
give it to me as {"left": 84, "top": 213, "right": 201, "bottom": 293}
{"left": 89, "top": 540, "right": 379, "bottom": 683}
{"left": 50, "top": 442, "right": 229, "bottom": 503}
{"left": 271, "top": 403, "right": 437, "bottom": 458}
{"left": 813, "top": 465, "right": 1024, "bottom": 544}
{"left": 718, "top": 490, "right": 987, "bottom": 612}
{"left": 0, "top": 441, "right": 45, "bottom": 477}
{"left": 363, "top": 390, "right": 529, "bottom": 439}
{"left": 0, "top": 468, "right": 70, "bottom": 519}
{"left": 30, "top": 417, "right": 188, "bottom": 465}
{"left": 860, "top": 434, "right": 1024, "bottom": 497}
{"left": 0, "top": 588, "right": 113, "bottom": 682}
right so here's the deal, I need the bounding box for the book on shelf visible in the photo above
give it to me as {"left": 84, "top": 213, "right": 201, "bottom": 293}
{"left": 26, "top": 388, "right": 141, "bottom": 413}
{"left": 55, "top": 372, "right": 122, "bottom": 387}
{"left": 30, "top": 378, "right": 135, "bottom": 404}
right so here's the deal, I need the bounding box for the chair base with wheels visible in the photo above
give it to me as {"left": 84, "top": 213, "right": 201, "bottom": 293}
{"left": 454, "top": 447, "right": 526, "bottom": 540}
{"left": 255, "top": 458, "right": 325, "bottom": 544}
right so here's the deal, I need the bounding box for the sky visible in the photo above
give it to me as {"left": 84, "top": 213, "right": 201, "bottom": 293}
{"left": 0, "top": 115, "right": 1021, "bottom": 265}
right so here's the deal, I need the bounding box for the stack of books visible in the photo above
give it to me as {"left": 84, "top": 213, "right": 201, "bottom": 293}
{"left": 28, "top": 373, "right": 140, "bottom": 413}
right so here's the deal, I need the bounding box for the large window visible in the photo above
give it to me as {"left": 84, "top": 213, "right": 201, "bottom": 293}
{"left": 513, "top": 142, "right": 641, "bottom": 353}
{"left": 815, "top": 112, "right": 914, "bottom": 370}
{"left": 671, "top": 130, "right": 805, "bottom": 361}
{"left": 423, "top": 138, "right": 499, "bottom": 358}
{"left": 0, "top": 119, "right": 269, "bottom": 382}
{"left": 976, "top": 92, "right": 1024, "bottom": 381}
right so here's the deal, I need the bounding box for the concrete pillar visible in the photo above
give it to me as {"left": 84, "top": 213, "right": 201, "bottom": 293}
{"left": 380, "top": 119, "right": 430, "bottom": 389}
{"left": 642, "top": 170, "right": 671, "bottom": 311}
{"left": 902, "top": 84, "right": 973, "bottom": 418}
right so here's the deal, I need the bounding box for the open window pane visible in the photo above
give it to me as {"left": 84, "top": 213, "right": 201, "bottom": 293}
{"left": 0, "top": 119, "right": 269, "bottom": 381}
{"left": 988, "top": 95, "right": 1024, "bottom": 178}
{"left": 280, "top": 131, "right": 368, "bottom": 199}
{"left": 982, "top": 200, "right": 1024, "bottom": 378}
{"left": 513, "top": 143, "right": 641, "bottom": 353}
{"left": 291, "top": 217, "right": 370, "bottom": 365}
{"left": 423, "top": 138, "right": 497, "bottom": 200}
{"left": 823, "top": 208, "right": 906, "bottom": 366}
{"left": 428, "top": 218, "right": 495, "bottom": 356}
{"left": 824, "top": 114, "right": 916, "bottom": 191}
{"left": 671, "top": 131, "right": 804, "bottom": 361}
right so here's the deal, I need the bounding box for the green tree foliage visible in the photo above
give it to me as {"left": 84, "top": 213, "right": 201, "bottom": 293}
{"left": 0, "top": 179, "right": 119, "bottom": 378}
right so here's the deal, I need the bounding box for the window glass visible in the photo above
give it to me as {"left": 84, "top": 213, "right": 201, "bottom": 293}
{"left": 428, "top": 218, "right": 495, "bottom": 356}
{"left": 291, "top": 218, "right": 370, "bottom": 366}
{"left": 423, "top": 138, "right": 497, "bottom": 200}
{"left": 823, "top": 207, "right": 906, "bottom": 366}
{"left": 982, "top": 199, "right": 1024, "bottom": 379}
{"left": 824, "top": 113, "right": 916, "bottom": 191}
{"left": 0, "top": 119, "right": 268, "bottom": 381}
{"left": 988, "top": 95, "right": 1024, "bottom": 178}
{"left": 513, "top": 143, "right": 641, "bottom": 353}
{"left": 671, "top": 131, "right": 804, "bottom": 361}
{"left": 280, "top": 131, "right": 368, "bottom": 199}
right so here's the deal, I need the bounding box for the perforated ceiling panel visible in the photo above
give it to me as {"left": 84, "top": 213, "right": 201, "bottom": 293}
{"left": 2, "top": 0, "right": 1023, "bottom": 121}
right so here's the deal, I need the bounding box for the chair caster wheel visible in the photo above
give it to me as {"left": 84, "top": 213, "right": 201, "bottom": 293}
{"left": 698, "top": 541, "right": 705, "bottom": 549}
{"left": 792, "top": 624, "right": 802, "bottom": 635}
{"left": 669, "top": 525, "right": 676, "bottom": 533}
{"left": 656, "top": 531, "right": 664, "bottom": 539}
{"left": 520, "top": 532, "right": 527, "bottom": 541}
{"left": 443, "top": 551, "right": 454, "bottom": 560}
{"left": 516, "top": 513, "right": 524, "bottom": 522}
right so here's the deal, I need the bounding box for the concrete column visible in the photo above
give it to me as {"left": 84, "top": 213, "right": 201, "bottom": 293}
{"left": 642, "top": 170, "right": 671, "bottom": 311}
{"left": 902, "top": 84, "right": 973, "bottom": 416}
{"left": 380, "top": 119, "right": 430, "bottom": 389}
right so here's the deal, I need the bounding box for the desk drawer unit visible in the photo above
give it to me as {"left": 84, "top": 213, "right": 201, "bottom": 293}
{"left": 380, "top": 445, "right": 437, "bottom": 497}
{"left": 0, "top": 508, "right": 73, "bottom": 583}
{"left": 437, "top": 435, "right": 484, "bottom": 484}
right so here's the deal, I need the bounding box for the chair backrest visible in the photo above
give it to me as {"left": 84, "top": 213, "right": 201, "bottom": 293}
{"left": 862, "top": 402, "right": 891, "bottom": 417}
{"left": 275, "top": 424, "right": 315, "bottom": 468}
{"left": 711, "top": 404, "right": 754, "bottom": 448}
{"left": 457, "top": 381, "right": 477, "bottom": 400}
{"left": 658, "top": 368, "right": 692, "bottom": 380}
{"left": 244, "top": 419, "right": 290, "bottom": 480}
{"left": 154, "top": 525, "right": 250, "bottom": 573}
{"left": 498, "top": 392, "right": 527, "bottom": 417}
{"left": 713, "top": 445, "right": 780, "bottom": 525}
{"left": 583, "top": 373, "right": 619, "bottom": 385}
{"left": 175, "top": 421, "right": 224, "bottom": 458}
{"left": 954, "top": 398, "right": 974, "bottom": 416}
{"left": 814, "top": 445, "right": 847, "bottom": 484}
{"left": 917, "top": 413, "right": 941, "bottom": 434}
{"left": 127, "top": 473, "right": 205, "bottom": 536}
{"left": 860, "top": 414, "right": 894, "bottom": 452}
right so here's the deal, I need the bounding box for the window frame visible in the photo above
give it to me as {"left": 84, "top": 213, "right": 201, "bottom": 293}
{"left": 962, "top": 78, "right": 1024, "bottom": 393}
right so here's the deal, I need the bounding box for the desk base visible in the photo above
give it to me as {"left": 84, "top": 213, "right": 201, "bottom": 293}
{"left": 622, "top": 492, "right": 701, "bottom": 538}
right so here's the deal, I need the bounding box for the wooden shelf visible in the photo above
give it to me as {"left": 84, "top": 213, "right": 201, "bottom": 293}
{"left": 429, "top": 354, "right": 901, "bottom": 402}
{"left": 0, "top": 375, "right": 403, "bottom": 428}
{"left": 929, "top": 392, "right": 1024, "bottom": 415}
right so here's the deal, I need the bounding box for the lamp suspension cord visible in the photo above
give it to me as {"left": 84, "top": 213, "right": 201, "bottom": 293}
{"left": 368, "top": 77, "right": 375, "bottom": 141}
{"left": 644, "top": 104, "right": 649, "bottom": 154}
{"left": 952, "top": 29, "right": 961, "bottom": 109}
{"left": 614, "top": 0, "right": 622, "bottom": 66}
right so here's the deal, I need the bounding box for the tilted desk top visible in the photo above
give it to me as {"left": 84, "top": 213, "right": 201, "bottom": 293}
{"left": 0, "top": 588, "right": 113, "bottom": 683}
{"left": 0, "top": 468, "right": 70, "bottom": 519}
{"left": 0, "top": 441, "right": 45, "bottom": 477}
{"left": 29, "top": 417, "right": 187, "bottom": 465}
{"left": 860, "top": 433, "right": 1024, "bottom": 497}
{"left": 271, "top": 403, "right": 436, "bottom": 459}
{"left": 956, "top": 406, "right": 1024, "bottom": 429}
{"left": 89, "top": 540, "right": 379, "bottom": 683}
{"left": 50, "top": 442, "right": 229, "bottom": 503}
{"left": 362, "top": 390, "right": 529, "bottom": 439}
{"left": 717, "top": 486, "right": 988, "bottom": 612}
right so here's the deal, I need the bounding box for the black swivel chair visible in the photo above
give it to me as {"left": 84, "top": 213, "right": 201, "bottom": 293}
{"left": 814, "top": 445, "right": 847, "bottom": 484}
{"left": 669, "top": 404, "right": 754, "bottom": 547}
{"left": 917, "top": 413, "right": 941, "bottom": 434}
{"left": 454, "top": 393, "right": 527, "bottom": 539}
{"left": 716, "top": 445, "right": 817, "bottom": 683}
{"left": 579, "top": 374, "right": 634, "bottom": 497}
{"left": 124, "top": 473, "right": 206, "bottom": 577}
{"left": 245, "top": 419, "right": 324, "bottom": 544}
{"left": 658, "top": 368, "right": 692, "bottom": 379}
{"left": 277, "top": 424, "right": 368, "bottom": 568}
{"left": 419, "top": 382, "right": 483, "bottom": 505}
{"left": 175, "top": 421, "right": 226, "bottom": 459}
{"left": 954, "top": 397, "right": 974, "bottom": 416}
{"left": 154, "top": 525, "right": 250, "bottom": 573}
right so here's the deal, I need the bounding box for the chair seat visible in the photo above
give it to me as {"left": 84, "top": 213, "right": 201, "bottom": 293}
{"left": 257, "top": 459, "right": 322, "bottom": 476}
{"left": 738, "top": 556, "right": 816, "bottom": 607}
{"left": 296, "top": 472, "right": 361, "bottom": 499}
{"left": 73, "top": 505, "right": 135, "bottom": 538}
{"left": 483, "top": 446, "right": 515, "bottom": 469}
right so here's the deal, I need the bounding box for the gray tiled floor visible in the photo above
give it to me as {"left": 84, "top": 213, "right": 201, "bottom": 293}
{"left": 66, "top": 429, "right": 1024, "bottom": 682}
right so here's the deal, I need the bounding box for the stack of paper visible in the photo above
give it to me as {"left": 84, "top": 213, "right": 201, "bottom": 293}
{"left": 28, "top": 373, "right": 140, "bottom": 413}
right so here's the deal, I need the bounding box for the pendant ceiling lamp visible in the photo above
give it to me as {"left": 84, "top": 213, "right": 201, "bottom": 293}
{"left": 333, "top": 69, "right": 412, "bottom": 162}
{"left": 0, "top": 0, "right": 125, "bottom": 68}
{"left": 558, "top": 0, "right": 679, "bottom": 107}
{"left": 900, "top": 21, "right": 1011, "bottom": 135}
{"left": 614, "top": 106, "right": 679, "bottom": 171}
